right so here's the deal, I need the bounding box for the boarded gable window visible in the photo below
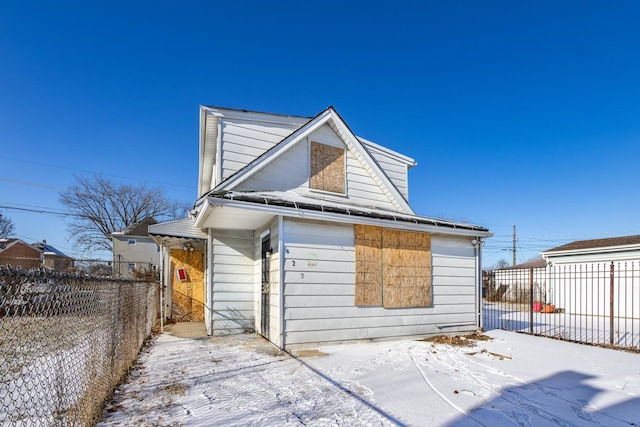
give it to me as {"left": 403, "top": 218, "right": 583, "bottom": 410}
{"left": 355, "top": 225, "right": 432, "bottom": 308}
{"left": 310, "top": 141, "right": 345, "bottom": 194}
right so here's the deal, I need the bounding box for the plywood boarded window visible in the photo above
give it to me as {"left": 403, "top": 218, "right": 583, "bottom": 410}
{"left": 355, "top": 224, "right": 383, "bottom": 306}
{"left": 310, "top": 141, "right": 345, "bottom": 194}
{"left": 355, "top": 225, "right": 432, "bottom": 308}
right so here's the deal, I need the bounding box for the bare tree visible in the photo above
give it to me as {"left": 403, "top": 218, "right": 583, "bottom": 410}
{"left": 0, "top": 212, "right": 15, "bottom": 238}
{"left": 60, "top": 175, "right": 189, "bottom": 252}
{"left": 493, "top": 259, "right": 510, "bottom": 270}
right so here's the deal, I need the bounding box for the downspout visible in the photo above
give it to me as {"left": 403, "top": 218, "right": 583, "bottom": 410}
{"left": 279, "top": 215, "right": 285, "bottom": 350}
{"left": 474, "top": 238, "right": 484, "bottom": 330}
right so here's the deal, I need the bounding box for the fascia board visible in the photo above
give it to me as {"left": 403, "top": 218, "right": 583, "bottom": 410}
{"left": 199, "top": 106, "right": 221, "bottom": 197}
{"left": 216, "top": 109, "right": 333, "bottom": 191}
{"left": 193, "top": 200, "right": 214, "bottom": 228}
{"left": 198, "top": 106, "right": 207, "bottom": 197}
{"left": 329, "top": 110, "right": 415, "bottom": 215}
{"left": 542, "top": 244, "right": 640, "bottom": 259}
{"left": 357, "top": 136, "right": 417, "bottom": 167}
{"left": 203, "top": 197, "right": 492, "bottom": 238}
{"left": 148, "top": 219, "right": 208, "bottom": 240}
{"left": 202, "top": 106, "right": 310, "bottom": 126}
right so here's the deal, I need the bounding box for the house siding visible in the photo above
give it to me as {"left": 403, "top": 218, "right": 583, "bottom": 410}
{"left": 431, "top": 236, "right": 478, "bottom": 325}
{"left": 0, "top": 242, "right": 41, "bottom": 269}
{"left": 236, "top": 140, "right": 309, "bottom": 192}
{"left": 236, "top": 124, "right": 401, "bottom": 212}
{"left": 220, "top": 118, "right": 301, "bottom": 181}
{"left": 344, "top": 152, "right": 398, "bottom": 211}
{"left": 364, "top": 145, "right": 410, "bottom": 201}
{"left": 112, "top": 235, "right": 160, "bottom": 277}
{"left": 281, "top": 218, "right": 478, "bottom": 347}
{"left": 211, "top": 229, "right": 254, "bottom": 335}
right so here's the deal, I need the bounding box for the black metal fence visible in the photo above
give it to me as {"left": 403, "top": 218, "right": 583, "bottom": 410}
{"left": 483, "top": 262, "right": 640, "bottom": 351}
{"left": 0, "top": 265, "right": 158, "bottom": 425}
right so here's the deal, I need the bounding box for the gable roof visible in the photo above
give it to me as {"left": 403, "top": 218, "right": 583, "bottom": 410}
{"left": 199, "top": 106, "right": 311, "bottom": 196}
{"left": 543, "top": 235, "right": 640, "bottom": 254}
{"left": 206, "top": 106, "right": 415, "bottom": 214}
{"left": 0, "top": 238, "right": 16, "bottom": 252}
{"left": 31, "top": 241, "right": 71, "bottom": 258}
{"left": 1, "top": 238, "right": 71, "bottom": 259}
{"left": 112, "top": 217, "right": 158, "bottom": 237}
{"left": 497, "top": 258, "right": 546, "bottom": 270}
{"left": 0, "top": 238, "right": 38, "bottom": 253}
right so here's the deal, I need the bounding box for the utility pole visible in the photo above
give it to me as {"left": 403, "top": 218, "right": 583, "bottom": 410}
{"left": 512, "top": 225, "right": 517, "bottom": 266}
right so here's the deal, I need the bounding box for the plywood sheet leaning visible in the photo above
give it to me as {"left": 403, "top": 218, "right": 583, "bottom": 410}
{"left": 355, "top": 224, "right": 383, "bottom": 306}
{"left": 382, "top": 229, "right": 432, "bottom": 308}
{"left": 170, "top": 249, "right": 205, "bottom": 321}
{"left": 310, "top": 141, "right": 345, "bottom": 193}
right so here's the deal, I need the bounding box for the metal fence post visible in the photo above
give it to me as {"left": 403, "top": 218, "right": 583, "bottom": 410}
{"left": 529, "top": 267, "right": 534, "bottom": 334}
{"left": 610, "top": 262, "right": 615, "bottom": 345}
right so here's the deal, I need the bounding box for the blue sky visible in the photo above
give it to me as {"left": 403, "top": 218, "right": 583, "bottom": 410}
{"left": 1, "top": 1, "right": 639, "bottom": 267}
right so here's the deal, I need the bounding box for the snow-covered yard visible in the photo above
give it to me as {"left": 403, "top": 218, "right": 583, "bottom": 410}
{"left": 483, "top": 301, "right": 640, "bottom": 349}
{"left": 98, "top": 325, "right": 640, "bottom": 426}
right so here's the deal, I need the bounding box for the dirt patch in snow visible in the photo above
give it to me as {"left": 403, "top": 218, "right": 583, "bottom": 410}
{"left": 420, "top": 331, "right": 492, "bottom": 347}
{"left": 293, "top": 349, "right": 329, "bottom": 358}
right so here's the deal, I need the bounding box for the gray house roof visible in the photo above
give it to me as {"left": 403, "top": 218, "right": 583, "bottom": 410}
{"left": 148, "top": 218, "right": 208, "bottom": 240}
{"left": 544, "top": 235, "right": 640, "bottom": 253}
{"left": 114, "top": 217, "right": 159, "bottom": 237}
{"left": 31, "top": 241, "right": 71, "bottom": 258}
{"left": 498, "top": 258, "right": 546, "bottom": 270}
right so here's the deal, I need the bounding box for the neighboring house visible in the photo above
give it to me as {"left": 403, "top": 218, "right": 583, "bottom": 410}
{"left": 112, "top": 217, "right": 161, "bottom": 278}
{"left": 31, "top": 240, "right": 74, "bottom": 272}
{"left": 541, "top": 235, "right": 640, "bottom": 317}
{"left": 151, "top": 105, "right": 492, "bottom": 350}
{"left": 0, "top": 238, "right": 42, "bottom": 268}
{"left": 491, "top": 258, "right": 547, "bottom": 303}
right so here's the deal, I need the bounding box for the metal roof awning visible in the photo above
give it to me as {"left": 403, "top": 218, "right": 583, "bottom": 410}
{"left": 194, "top": 191, "right": 492, "bottom": 238}
{"left": 148, "top": 218, "right": 208, "bottom": 243}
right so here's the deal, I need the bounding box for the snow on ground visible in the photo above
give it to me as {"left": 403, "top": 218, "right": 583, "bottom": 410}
{"left": 98, "top": 327, "right": 640, "bottom": 427}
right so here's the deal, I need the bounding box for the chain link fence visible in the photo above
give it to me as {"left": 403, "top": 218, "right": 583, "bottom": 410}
{"left": 0, "top": 265, "right": 158, "bottom": 426}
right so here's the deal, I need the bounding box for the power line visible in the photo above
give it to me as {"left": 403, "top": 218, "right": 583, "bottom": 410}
{"left": 0, "top": 155, "right": 192, "bottom": 189}
{"left": 0, "top": 177, "right": 67, "bottom": 192}
{"left": 0, "top": 204, "right": 80, "bottom": 218}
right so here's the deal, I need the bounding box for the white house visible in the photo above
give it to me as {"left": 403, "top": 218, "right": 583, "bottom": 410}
{"left": 152, "top": 105, "right": 492, "bottom": 349}
{"left": 112, "top": 217, "right": 161, "bottom": 279}
{"left": 491, "top": 258, "right": 547, "bottom": 304}
{"left": 541, "top": 235, "right": 640, "bottom": 318}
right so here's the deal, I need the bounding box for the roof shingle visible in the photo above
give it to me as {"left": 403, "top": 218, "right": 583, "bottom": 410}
{"left": 544, "top": 235, "right": 640, "bottom": 253}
